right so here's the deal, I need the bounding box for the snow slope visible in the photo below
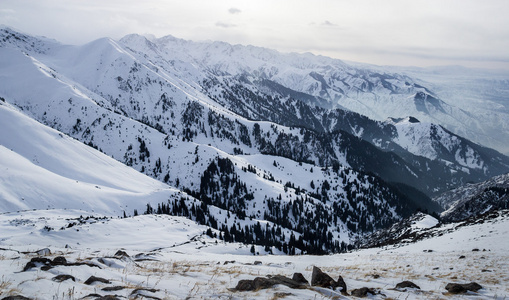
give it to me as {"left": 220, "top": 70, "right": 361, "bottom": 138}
{"left": 1, "top": 26, "right": 508, "bottom": 254}
{"left": 434, "top": 173, "right": 509, "bottom": 210}
{"left": 0, "top": 102, "right": 183, "bottom": 215}
{"left": 135, "top": 32, "right": 509, "bottom": 156}
{"left": 0, "top": 27, "right": 438, "bottom": 252}
{"left": 0, "top": 209, "right": 507, "bottom": 299}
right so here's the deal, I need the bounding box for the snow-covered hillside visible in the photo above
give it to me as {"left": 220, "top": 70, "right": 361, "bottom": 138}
{"left": 386, "top": 116, "right": 503, "bottom": 174}
{"left": 130, "top": 32, "right": 509, "bottom": 157}
{"left": 433, "top": 173, "right": 509, "bottom": 222}
{"left": 1, "top": 26, "right": 508, "bottom": 254}
{"left": 388, "top": 65, "right": 509, "bottom": 156}
{"left": 0, "top": 209, "right": 507, "bottom": 299}
{"left": 0, "top": 102, "right": 185, "bottom": 215}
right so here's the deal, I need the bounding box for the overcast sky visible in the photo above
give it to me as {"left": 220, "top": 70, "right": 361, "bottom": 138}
{"left": 2, "top": 0, "right": 509, "bottom": 69}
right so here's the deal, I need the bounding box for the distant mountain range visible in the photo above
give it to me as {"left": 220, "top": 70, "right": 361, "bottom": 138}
{"left": 1, "top": 26, "right": 508, "bottom": 253}
{"left": 435, "top": 173, "right": 509, "bottom": 222}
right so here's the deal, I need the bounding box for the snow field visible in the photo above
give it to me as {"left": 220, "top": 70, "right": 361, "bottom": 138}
{"left": 0, "top": 209, "right": 508, "bottom": 299}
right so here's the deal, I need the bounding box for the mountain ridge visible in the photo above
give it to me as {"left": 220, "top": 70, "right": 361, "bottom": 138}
{"left": 1, "top": 27, "right": 509, "bottom": 253}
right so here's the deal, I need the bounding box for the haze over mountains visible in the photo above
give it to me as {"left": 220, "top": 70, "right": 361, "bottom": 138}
{"left": 1, "top": 26, "right": 508, "bottom": 254}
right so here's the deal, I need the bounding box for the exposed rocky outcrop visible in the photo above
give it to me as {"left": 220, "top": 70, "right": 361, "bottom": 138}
{"left": 445, "top": 282, "right": 482, "bottom": 294}
{"left": 395, "top": 280, "right": 420, "bottom": 290}
{"left": 233, "top": 275, "right": 306, "bottom": 291}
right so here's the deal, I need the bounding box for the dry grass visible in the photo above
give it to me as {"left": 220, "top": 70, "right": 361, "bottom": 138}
{"left": 270, "top": 292, "right": 293, "bottom": 299}
{"left": 0, "top": 276, "right": 22, "bottom": 298}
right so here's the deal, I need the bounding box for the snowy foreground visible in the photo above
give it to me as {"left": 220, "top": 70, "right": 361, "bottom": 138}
{"left": 1, "top": 210, "right": 508, "bottom": 299}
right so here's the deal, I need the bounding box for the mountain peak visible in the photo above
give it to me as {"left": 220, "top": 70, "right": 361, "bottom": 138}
{"left": 0, "top": 26, "right": 60, "bottom": 53}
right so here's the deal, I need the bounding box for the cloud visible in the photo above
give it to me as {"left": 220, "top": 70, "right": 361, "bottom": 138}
{"left": 228, "top": 7, "right": 241, "bottom": 14}
{"left": 0, "top": 8, "right": 17, "bottom": 22}
{"left": 215, "top": 22, "right": 237, "bottom": 29}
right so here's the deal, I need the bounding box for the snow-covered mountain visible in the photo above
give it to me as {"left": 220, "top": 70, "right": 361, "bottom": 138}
{"left": 387, "top": 65, "right": 509, "bottom": 156}
{"left": 1, "top": 98, "right": 409, "bottom": 253}
{"left": 131, "top": 32, "right": 509, "bottom": 156}
{"left": 434, "top": 173, "right": 509, "bottom": 222}
{"left": 0, "top": 27, "right": 434, "bottom": 253}
{"left": 1, "top": 26, "right": 508, "bottom": 253}
{"left": 0, "top": 102, "right": 184, "bottom": 214}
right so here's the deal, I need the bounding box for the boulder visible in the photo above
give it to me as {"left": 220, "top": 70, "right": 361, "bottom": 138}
{"left": 395, "top": 280, "right": 420, "bottom": 290}
{"left": 445, "top": 282, "right": 482, "bottom": 294}
{"left": 233, "top": 275, "right": 305, "bottom": 291}
{"left": 234, "top": 280, "right": 255, "bottom": 291}
{"left": 350, "top": 287, "right": 376, "bottom": 297}
{"left": 311, "top": 266, "right": 337, "bottom": 289}
{"left": 52, "top": 256, "right": 67, "bottom": 265}
{"left": 463, "top": 282, "right": 483, "bottom": 292}
{"left": 336, "top": 275, "right": 348, "bottom": 294}
{"left": 292, "top": 273, "right": 309, "bottom": 285}
{"left": 310, "top": 266, "right": 347, "bottom": 293}
{"left": 52, "top": 274, "right": 76, "bottom": 282}
{"left": 266, "top": 275, "right": 304, "bottom": 289}
{"left": 22, "top": 257, "right": 52, "bottom": 271}
{"left": 84, "top": 275, "right": 111, "bottom": 285}
{"left": 445, "top": 283, "right": 467, "bottom": 294}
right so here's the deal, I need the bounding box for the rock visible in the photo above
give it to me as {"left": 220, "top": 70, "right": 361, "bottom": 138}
{"left": 395, "top": 281, "right": 420, "bottom": 290}
{"left": 267, "top": 275, "right": 304, "bottom": 289}
{"left": 81, "top": 293, "right": 109, "bottom": 300}
{"left": 64, "top": 261, "right": 101, "bottom": 269}
{"left": 253, "top": 261, "right": 262, "bottom": 265}
{"left": 311, "top": 266, "right": 338, "bottom": 289}
{"left": 463, "top": 282, "right": 483, "bottom": 292}
{"left": 252, "top": 277, "right": 276, "bottom": 290}
{"left": 309, "top": 267, "right": 347, "bottom": 293}
{"left": 336, "top": 275, "right": 348, "bottom": 294}
{"left": 131, "top": 288, "right": 159, "bottom": 296}
{"left": 93, "top": 296, "right": 121, "bottom": 300}
{"left": 114, "top": 250, "right": 129, "bottom": 258}
{"left": 22, "top": 257, "right": 52, "bottom": 271}
{"left": 40, "top": 265, "right": 53, "bottom": 271}
{"left": 101, "top": 286, "right": 125, "bottom": 291}
{"left": 472, "top": 248, "right": 480, "bottom": 252}
{"left": 234, "top": 280, "right": 255, "bottom": 291}
{"left": 445, "top": 283, "right": 467, "bottom": 294}
{"left": 2, "top": 296, "right": 33, "bottom": 300}
{"left": 52, "top": 256, "right": 67, "bottom": 265}
{"left": 459, "top": 255, "right": 466, "bottom": 259}
{"left": 233, "top": 275, "right": 306, "bottom": 291}
{"left": 84, "top": 276, "right": 111, "bottom": 285}
{"left": 350, "top": 287, "right": 376, "bottom": 297}
{"left": 445, "top": 282, "right": 482, "bottom": 294}
{"left": 52, "top": 274, "right": 76, "bottom": 282}
{"left": 292, "top": 273, "right": 309, "bottom": 285}
{"left": 35, "top": 248, "right": 51, "bottom": 256}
